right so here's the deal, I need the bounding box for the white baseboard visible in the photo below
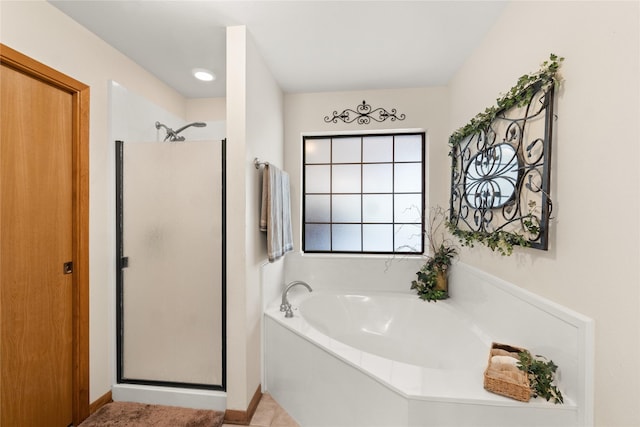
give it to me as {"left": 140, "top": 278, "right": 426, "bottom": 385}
{"left": 112, "top": 384, "right": 226, "bottom": 411}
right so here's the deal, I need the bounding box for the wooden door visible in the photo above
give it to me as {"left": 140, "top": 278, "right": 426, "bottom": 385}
{"left": 0, "top": 45, "right": 90, "bottom": 426}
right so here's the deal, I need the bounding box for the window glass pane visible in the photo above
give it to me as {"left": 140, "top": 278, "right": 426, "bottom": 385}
{"left": 363, "top": 224, "right": 393, "bottom": 252}
{"left": 332, "top": 137, "right": 361, "bottom": 163}
{"left": 362, "top": 164, "right": 392, "bottom": 193}
{"left": 363, "top": 136, "right": 393, "bottom": 163}
{"left": 302, "top": 133, "right": 424, "bottom": 255}
{"left": 305, "top": 138, "right": 331, "bottom": 164}
{"left": 305, "top": 195, "right": 330, "bottom": 222}
{"left": 395, "top": 134, "right": 422, "bottom": 162}
{"left": 394, "top": 194, "right": 422, "bottom": 223}
{"left": 394, "top": 163, "right": 422, "bottom": 193}
{"left": 363, "top": 194, "right": 392, "bottom": 222}
{"left": 394, "top": 224, "right": 423, "bottom": 252}
{"left": 332, "top": 224, "right": 361, "bottom": 251}
{"left": 305, "top": 165, "right": 330, "bottom": 193}
{"left": 332, "top": 195, "right": 361, "bottom": 223}
{"left": 305, "top": 224, "right": 331, "bottom": 251}
{"left": 333, "top": 164, "right": 361, "bottom": 193}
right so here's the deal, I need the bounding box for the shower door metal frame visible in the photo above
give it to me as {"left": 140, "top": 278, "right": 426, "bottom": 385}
{"left": 115, "top": 139, "right": 227, "bottom": 391}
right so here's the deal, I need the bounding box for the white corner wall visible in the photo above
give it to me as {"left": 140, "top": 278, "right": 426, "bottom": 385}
{"left": 226, "top": 25, "right": 284, "bottom": 411}
{"left": 448, "top": 2, "right": 640, "bottom": 426}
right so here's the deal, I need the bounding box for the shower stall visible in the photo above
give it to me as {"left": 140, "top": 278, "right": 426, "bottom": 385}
{"left": 115, "top": 136, "right": 226, "bottom": 392}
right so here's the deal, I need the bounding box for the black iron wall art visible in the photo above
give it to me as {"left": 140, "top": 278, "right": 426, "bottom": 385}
{"left": 324, "top": 100, "right": 406, "bottom": 124}
{"left": 448, "top": 54, "right": 564, "bottom": 254}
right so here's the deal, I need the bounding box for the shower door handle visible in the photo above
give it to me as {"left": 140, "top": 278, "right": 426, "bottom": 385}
{"left": 120, "top": 256, "right": 129, "bottom": 269}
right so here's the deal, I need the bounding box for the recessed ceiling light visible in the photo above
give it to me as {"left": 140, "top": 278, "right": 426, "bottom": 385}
{"left": 192, "top": 68, "right": 216, "bottom": 82}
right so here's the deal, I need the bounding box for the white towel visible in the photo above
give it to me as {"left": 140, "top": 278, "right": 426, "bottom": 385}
{"left": 260, "top": 164, "right": 293, "bottom": 262}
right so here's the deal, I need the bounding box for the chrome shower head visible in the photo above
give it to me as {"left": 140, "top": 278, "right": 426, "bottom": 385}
{"left": 155, "top": 121, "right": 206, "bottom": 142}
{"left": 174, "top": 122, "right": 207, "bottom": 135}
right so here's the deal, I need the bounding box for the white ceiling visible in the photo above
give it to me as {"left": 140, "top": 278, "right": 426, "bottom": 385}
{"left": 49, "top": 1, "right": 507, "bottom": 99}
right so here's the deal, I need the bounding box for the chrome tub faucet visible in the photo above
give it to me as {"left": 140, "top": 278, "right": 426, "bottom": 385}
{"left": 280, "top": 280, "right": 312, "bottom": 318}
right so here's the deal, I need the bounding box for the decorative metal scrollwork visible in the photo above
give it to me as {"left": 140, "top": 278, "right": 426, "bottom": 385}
{"left": 449, "top": 84, "right": 555, "bottom": 251}
{"left": 324, "top": 100, "right": 406, "bottom": 124}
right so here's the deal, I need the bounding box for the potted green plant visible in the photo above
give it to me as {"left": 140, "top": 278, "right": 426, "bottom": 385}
{"left": 411, "top": 206, "right": 458, "bottom": 301}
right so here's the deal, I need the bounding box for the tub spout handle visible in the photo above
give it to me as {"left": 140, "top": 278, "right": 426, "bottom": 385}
{"left": 281, "top": 280, "right": 312, "bottom": 318}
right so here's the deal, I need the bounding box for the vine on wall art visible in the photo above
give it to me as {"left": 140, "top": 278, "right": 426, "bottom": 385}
{"left": 448, "top": 54, "right": 564, "bottom": 255}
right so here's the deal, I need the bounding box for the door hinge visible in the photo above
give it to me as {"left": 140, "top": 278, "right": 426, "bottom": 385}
{"left": 63, "top": 261, "right": 73, "bottom": 274}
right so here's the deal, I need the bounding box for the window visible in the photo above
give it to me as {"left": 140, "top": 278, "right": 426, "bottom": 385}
{"left": 303, "top": 132, "right": 425, "bottom": 254}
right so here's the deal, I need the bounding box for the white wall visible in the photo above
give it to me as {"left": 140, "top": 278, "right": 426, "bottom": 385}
{"left": 447, "top": 2, "right": 640, "bottom": 426}
{"left": 282, "top": 88, "right": 449, "bottom": 292}
{"left": 186, "top": 97, "right": 226, "bottom": 123}
{"left": 226, "top": 25, "right": 284, "bottom": 411}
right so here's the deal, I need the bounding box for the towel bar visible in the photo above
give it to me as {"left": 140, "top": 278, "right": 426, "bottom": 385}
{"left": 254, "top": 157, "right": 269, "bottom": 169}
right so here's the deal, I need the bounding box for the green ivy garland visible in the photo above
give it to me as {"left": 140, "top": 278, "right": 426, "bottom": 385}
{"left": 517, "top": 351, "right": 564, "bottom": 404}
{"left": 449, "top": 54, "right": 564, "bottom": 148}
{"left": 446, "top": 224, "right": 530, "bottom": 256}
{"left": 447, "top": 54, "right": 564, "bottom": 255}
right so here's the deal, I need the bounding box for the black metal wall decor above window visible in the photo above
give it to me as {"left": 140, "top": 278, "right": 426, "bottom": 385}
{"left": 449, "top": 54, "right": 563, "bottom": 254}
{"left": 324, "top": 100, "right": 406, "bottom": 124}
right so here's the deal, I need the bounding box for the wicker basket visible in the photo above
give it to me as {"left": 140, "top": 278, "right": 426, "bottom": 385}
{"left": 483, "top": 342, "right": 531, "bottom": 402}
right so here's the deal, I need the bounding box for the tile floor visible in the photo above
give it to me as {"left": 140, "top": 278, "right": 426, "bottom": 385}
{"left": 222, "top": 393, "right": 299, "bottom": 427}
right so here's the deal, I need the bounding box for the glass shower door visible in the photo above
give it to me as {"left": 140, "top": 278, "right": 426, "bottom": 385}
{"left": 116, "top": 140, "right": 225, "bottom": 389}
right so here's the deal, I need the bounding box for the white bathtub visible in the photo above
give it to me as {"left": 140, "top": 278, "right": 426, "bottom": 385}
{"left": 265, "top": 277, "right": 586, "bottom": 426}
{"left": 299, "top": 292, "right": 491, "bottom": 372}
